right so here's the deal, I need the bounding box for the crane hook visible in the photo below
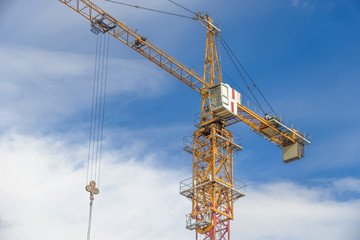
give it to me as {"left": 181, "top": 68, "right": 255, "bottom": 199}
{"left": 86, "top": 180, "right": 99, "bottom": 203}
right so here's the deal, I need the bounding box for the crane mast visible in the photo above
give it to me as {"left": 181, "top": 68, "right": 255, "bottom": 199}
{"left": 59, "top": 1, "right": 311, "bottom": 239}
{"left": 179, "top": 15, "right": 244, "bottom": 240}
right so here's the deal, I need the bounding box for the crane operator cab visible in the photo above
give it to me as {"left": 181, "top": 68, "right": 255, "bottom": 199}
{"left": 209, "top": 83, "right": 241, "bottom": 120}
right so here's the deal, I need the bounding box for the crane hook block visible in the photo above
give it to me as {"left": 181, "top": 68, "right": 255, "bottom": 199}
{"left": 86, "top": 181, "right": 99, "bottom": 202}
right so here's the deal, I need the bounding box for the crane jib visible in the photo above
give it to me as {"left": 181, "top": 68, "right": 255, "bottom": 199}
{"left": 59, "top": 0, "right": 206, "bottom": 93}
{"left": 58, "top": 0, "right": 310, "bottom": 160}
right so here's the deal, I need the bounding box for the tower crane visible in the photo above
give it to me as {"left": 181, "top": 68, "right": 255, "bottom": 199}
{"left": 59, "top": 1, "right": 311, "bottom": 239}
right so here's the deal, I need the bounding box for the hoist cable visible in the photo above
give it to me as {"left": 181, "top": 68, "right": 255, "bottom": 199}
{"left": 87, "top": 33, "right": 109, "bottom": 185}
{"left": 94, "top": 33, "right": 105, "bottom": 182}
{"left": 87, "top": 34, "right": 100, "bottom": 185}
{"left": 220, "top": 36, "right": 277, "bottom": 115}
{"left": 92, "top": 34, "right": 103, "bottom": 182}
{"left": 87, "top": 202, "right": 94, "bottom": 240}
{"left": 220, "top": 37, "right": 266, "bottom": 115}
{"left": 97, "top": 34, "right": 110, "bottom": 188}
{"left": 104, "top": 0, "right": 193, "bottom": 19}
{"left": 222, "top": 71, "right": 258, "bottom": 107}
{"left": 168, "top": 0, "right": 197, "bottom": 15}
{"left": 85, "top": 31, "right": 110, "bottom": 240}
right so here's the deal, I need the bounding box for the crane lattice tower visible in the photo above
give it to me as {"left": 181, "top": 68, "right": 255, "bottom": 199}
{"left": 58, "top": 1, "right": 311, "bottom": 240}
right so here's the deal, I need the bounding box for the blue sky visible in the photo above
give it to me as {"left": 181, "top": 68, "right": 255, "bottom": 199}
{"left": 0, "top": 0, "right": 360, "bottom": 239}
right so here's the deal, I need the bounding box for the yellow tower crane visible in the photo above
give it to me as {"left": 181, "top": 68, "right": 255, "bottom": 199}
{"left": 59, "top": 1, "right": 311, "bottom": 239}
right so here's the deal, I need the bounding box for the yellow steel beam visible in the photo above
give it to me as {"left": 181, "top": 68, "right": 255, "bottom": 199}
{"left": 191, "top": 124, "right": 239, "bottom": 235}
{"left": 235, "top": 103, "right": 297, "bottom": 147}
{"left": 59, "top": 0, "right": 207, "bottom": 93}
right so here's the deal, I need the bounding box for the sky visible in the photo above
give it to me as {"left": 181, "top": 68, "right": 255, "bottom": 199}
{"left": 0, "top": 0, "right": 360, "bottom": 239}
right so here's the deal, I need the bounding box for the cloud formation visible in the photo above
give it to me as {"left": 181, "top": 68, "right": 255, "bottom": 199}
{"left": 234, "top": 181, "right": 360, "bottom": 240}
{"left": 0, "top": 46, "right": 169, "bottom": 129}
{"left": 0, "top": 131, "right": 359, "bottom": 240}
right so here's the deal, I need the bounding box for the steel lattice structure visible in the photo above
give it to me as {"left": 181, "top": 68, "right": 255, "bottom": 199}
{"left": 59, "top": 1, "right": 311, "bottom": 239}
{"left": 181, "top": 124, "right": 245, "bottom": 240}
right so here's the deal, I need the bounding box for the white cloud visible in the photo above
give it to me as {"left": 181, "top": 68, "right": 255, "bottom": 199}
{"left": 233, "top": 181, "right": 360, "bottom": 240}
{"left": 332, "top": 177, "right": 360, "bottom": 194}
{"left": 0, "top": 46, "right": 169, "bottom": 129}
{"left": 0, "top": 131, "right": 359, "bottom": 240}
{"left": 0, "top": 131, "right": 191, "bottom": 240}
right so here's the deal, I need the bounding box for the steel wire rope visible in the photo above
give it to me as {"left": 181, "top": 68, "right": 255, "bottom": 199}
{"left": 87, "top": 202, "right": 93, "bottom": 240}
{"left": 220, "top": 36, "right": 277, "bottom": 115}
{"left": 87, "top": 34, "right": 100, "bottom": 185}
{"left": 86, "top": 33, "right": 101, "bottom": 240}
{"left": 219, "top": 37, "right": 266, "bottom": 115}
{"left": 104, "top": 0, "right": 194, "bottom": 19}
{"left": 222, "top": 71, "right": 258, "bottom": 108}
{"left": 168, "top": 0, "right": 197, "bottom": 15}
{"left": 86, "top": 33, "right": 109, "bottom": 240}
{"left": 95, "top": 33, "right": 108, "bottom": 184}
{"left": 94, "top": 33, "right": 105, "bottom": 183}
{"left": 97, "top": 33, "right": 110, "bottom": 188}
{"left": 91, "top": 33, "right": 104, "bottom": 183}
{"left": 87, "top": 34, "right": 108, "bottom": 185}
